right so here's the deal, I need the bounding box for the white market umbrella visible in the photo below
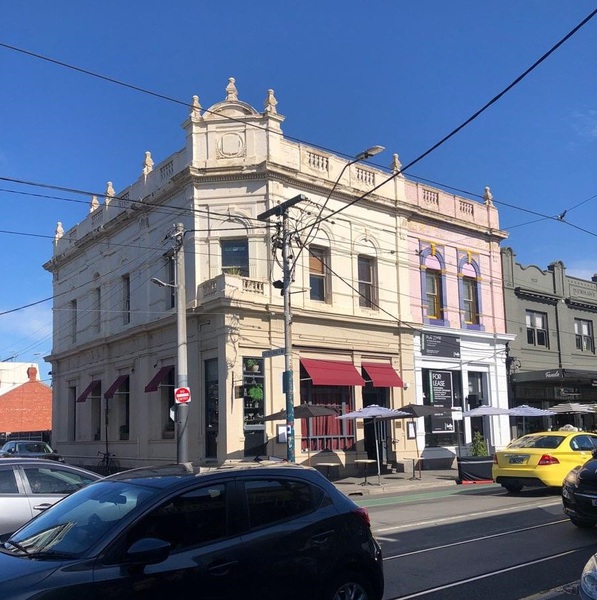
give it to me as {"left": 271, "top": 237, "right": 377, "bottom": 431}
{"left": 462, "top": 405, "right": 512, "bottom": 417}
{"left": 549, "top": 402, "right": 594, "bottom": 413}
{"left": 338, "top": 405, "right": 409, "bottom": 485}
{"left": 509, "top": 405, "right": 556, "bottom": 435}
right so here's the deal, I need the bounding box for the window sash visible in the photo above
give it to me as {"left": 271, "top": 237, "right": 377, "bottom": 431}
{"left": 358, "top": 256, "right": 375, "bottom": 308}
{"left": 221, "top": 239, "right": 249, "bottom": 276}
{"left": 462, "top": 277, "right": 478, "bottom": 324}
{"left": 425, "top": 270, "right": 442, "bottom": 319}
{"left": 575, "top": 319, "right": 594, "bottom": 352}
{"left": 309, "top": 247, "right": 328, "bottom": 302}
{"left": 526, "top": 311, "right": 548, "bottom": 347}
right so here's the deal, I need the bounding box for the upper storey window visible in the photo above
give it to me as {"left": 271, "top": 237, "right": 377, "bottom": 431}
{"left": 309, "top": 246, "right": 330, "bottom": 302}
{"left": 221, "top": 238, "right": 249, "bottom": 277}
{"left": 424, "top": 254, "right": 444, "bottom": 321}
{"left": 526, "top": 310, "right": 548, "bottom": 347}
{"left": 358, "top": 255, "right": 377, "bottom": 309}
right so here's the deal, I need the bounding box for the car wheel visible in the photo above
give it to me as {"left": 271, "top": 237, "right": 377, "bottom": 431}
{"left": 570, "top": 516, "right": 596, "bottom": 529}
{"left": 323, "top": 571, "right": 376, "bottom": 600}
{"left": 502, "top": 482, "right": 523, "bottom": 494}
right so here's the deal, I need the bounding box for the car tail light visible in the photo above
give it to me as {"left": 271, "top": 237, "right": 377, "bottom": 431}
{"left": 538, "top": 454, "right": 559, "bottom": 465}
{"left": 493, "top": 454, "right": 498, "bottom": 464}
{"left": 352, "top": 507, "right": 371, "bottom": 527}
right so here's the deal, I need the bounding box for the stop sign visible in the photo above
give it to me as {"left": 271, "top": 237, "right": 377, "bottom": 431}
{"left": 174, "top": 386, "right": 191, "bottom": 404}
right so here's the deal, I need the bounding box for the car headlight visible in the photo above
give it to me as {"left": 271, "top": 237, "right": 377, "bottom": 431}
{"left": 564, "top": 468, "right": 580, "bottom": 486}
{"left": 582, "top": 555, "right": 597, "bottom": 599}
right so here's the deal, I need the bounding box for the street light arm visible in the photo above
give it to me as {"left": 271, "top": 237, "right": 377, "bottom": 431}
{"left": 150, "top": 277, "right": 175, "bottom": 289}
{"left": 293, "top": 145, "right": 385, "bottom": 269}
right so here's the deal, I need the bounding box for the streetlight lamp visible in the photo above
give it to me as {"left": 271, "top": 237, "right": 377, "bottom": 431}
{"left": 298, "top": 145, "right": 385, "bottom": 254}
{"left": 150, "top": 222, "right": 189, "bottom": 463}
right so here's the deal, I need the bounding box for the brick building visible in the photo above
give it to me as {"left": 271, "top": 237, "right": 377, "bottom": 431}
{"left": 0, "top": 365, "right": 52, "bottom": 443}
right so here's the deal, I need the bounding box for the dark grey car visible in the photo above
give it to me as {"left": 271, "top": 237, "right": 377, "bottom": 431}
{"left": 0, "top": 440, "right": 64, "bottom": 461}
{"left": 0, "top": 461, "right": 384, "bottom": 599}
{"left": 0, "top": 458, "right": 101, "bottom": 536}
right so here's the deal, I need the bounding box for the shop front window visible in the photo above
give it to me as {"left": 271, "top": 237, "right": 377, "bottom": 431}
{"left": 299, "top": 365, "right": 355, "bottom": 453}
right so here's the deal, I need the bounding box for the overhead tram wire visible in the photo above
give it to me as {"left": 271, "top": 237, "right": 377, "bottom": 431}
{"left": 297, "top": 7, "right": 597, "bottom": 234}
{"left": 3, "top": 9, "right": 596, "bottom": 240}
{"left": 0, "top": 42, "right": 354, "bottom": 163}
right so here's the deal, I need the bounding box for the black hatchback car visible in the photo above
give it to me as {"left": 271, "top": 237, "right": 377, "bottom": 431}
{"left": 562, "top": 449, "right": 597, "bottom": 528}
{"left": 0, "top": 461, "right": 383, "bottom": 600}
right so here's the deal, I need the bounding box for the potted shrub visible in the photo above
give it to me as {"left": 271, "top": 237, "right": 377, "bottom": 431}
{"left": 247, "top": 383, "right": 264, "bottom": 405}
{"left": 245, "top": 358, "right": 260, "bottom": 373}
{"left": 457, "top": 431, "right": 494, "bottom": 483}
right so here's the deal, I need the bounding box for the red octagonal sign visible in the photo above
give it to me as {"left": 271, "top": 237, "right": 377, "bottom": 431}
{"left": 174, "top": 386, "right": 191, "bottom": 404}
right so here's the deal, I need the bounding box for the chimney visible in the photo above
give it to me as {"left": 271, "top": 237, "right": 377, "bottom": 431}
{"left": 27, "top": 366, "right": 38, "bottom": 382}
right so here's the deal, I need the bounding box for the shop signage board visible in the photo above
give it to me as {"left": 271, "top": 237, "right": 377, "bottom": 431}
{"left": 422, "top": 334, "right": 461, "bottom": 358}
{"left": 429, "top": 370, "right": 454, "bottom": 433}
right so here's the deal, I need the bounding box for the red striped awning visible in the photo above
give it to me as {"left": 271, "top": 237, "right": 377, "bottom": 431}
{"left": 104, "top": 375, "right": 129, "bottom": 400}
{"left": 362, "top": 363, "right": 404, "bottom": 388}
{"left": 145, "top": 366, "right": 174, "bottom": 393}
{"left": 77, "top": 380, "right": 101, "bottom": 403}
{"left": 301, "top": 358, "right": 365, "bottom": 386}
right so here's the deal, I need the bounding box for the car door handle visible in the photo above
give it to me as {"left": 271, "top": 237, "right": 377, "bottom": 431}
{"left": 311, "top": 530, "right": 335, "bottom": 546}
{"left": 33, "top": 503, "right": 53, "bottom": 512}
{"left": 207, "top": 560, "right": 239, "bottom": 576}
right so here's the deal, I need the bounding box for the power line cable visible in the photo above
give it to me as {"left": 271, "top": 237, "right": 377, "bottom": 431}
{"left": 300, "top": 7, "right": 597, "bottom": 233}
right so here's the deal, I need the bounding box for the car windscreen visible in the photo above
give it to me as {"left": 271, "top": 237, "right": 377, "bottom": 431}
{"left": 1, "top": 481, "right": 158, "bottom": 559}
{"left": 18, "top": 443, "right": 52, "bottom": 454}
{"left": 507, "top": 435, "right": 565, "bottom": 449}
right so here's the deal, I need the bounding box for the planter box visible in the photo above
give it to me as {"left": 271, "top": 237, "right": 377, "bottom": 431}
{"left": 457, "top": 456, "right": 493, "bottom": 483}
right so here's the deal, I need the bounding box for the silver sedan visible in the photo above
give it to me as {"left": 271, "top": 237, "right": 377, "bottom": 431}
{"left": 0, "top": 458, "right": 101, "bottom": 537}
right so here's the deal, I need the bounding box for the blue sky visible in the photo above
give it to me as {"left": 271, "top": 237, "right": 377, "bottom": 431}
{"left": 1, "top": 1, "right": 596, "bottom": 376}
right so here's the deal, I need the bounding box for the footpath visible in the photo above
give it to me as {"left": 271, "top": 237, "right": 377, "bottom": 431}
{"left": 326, "top": 466, "right": 496, "bottom": 497}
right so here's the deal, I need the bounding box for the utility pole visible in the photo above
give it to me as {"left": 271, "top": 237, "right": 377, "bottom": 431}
{"left": 174, "top": 223, "right": 189, "bottom": 463}
{"left": 258, "top": 194, "right": 307, "bottom": 462}
{"left": 151, "top": 222, "right": 189, "bottom": 464}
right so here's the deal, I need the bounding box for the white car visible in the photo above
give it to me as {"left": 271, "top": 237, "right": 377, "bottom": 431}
{"left": 0, "top": 458, "right": 101, "bottom": 537}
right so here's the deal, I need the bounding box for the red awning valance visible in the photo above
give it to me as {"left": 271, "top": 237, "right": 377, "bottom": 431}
{"left": 104, "top": 375, "right": 129, "bottom": 400}
{"left": 145, "top": 366, "right": 174, "bottom": 393}
{"left": 362, "top": 363, "right": 404, "bottom": 388}
{"left": 301, "top": 358, "right": 365, "bottom": 386}
{"left": 77, "top": 380, "right": 101, "bottom": 403}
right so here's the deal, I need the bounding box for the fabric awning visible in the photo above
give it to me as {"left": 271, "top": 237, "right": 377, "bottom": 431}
{"left": 104, "top": 375, "right": 129, "bottom": 400}
{"left": 77, "top": 380, "right": 101, "bottom": 403}
{"left": 362, "top": 363, "right": 404, "bottom": 388}
{"left": 301, "top": 358, "right": 365, "bottom": 386}
{"left": 144, "top": 365, "right": 174, "bottom": 393}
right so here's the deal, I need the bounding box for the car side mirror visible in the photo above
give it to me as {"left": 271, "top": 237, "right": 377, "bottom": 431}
{"left": 592, "top": 448, "right": 597, "bottom": 459}
{"left": 126, "top": 537, "right": 171, "bottom": 567}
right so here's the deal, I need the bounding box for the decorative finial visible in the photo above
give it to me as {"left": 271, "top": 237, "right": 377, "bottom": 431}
{"left": 54, "top": 222, "right": 64, "bottom": 242}
{"left": 105, "top": 181, "right": 115, "bottom": 206}
{"left": 142, "top": 151, "right": 154, "bottom": 179}
{"left": 89, "top": 195, "right": 99, "bottom": 212}
{"left": 391, "top": 153, "right": 402, "bottom": 175}
{"left": 264, "top": 89, "right": 278, "bottom": 114}
{"left": 225, "top": 77, "right": 238, "bottom": 101}
{"left": 484, "top": 186, "right": 494, "bottom": 206}
{"left": 190, "top": 95, "right": 202, "bottom": 119}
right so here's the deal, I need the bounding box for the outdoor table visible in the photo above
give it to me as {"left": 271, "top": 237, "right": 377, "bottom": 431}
{"left": 315, "top": 462, "right": 340, "bottom": 480}
{"left": 409, "top": 457, "right": 423, "bottom": 481}
{"left": 354, "top": 459, "right": 377, "bottom": 486}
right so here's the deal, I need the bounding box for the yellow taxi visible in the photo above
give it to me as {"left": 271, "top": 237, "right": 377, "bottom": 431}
{"left": 492, "top": 430, "right": 597, "bottom": 493}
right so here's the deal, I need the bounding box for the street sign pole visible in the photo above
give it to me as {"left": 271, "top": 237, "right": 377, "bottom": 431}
{"left": 175, "top": 223, "right": 189, "bottom": 464}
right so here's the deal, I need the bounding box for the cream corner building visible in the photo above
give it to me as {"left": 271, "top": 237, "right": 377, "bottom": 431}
{"left": 44, "top": 78, "right": 512, "bottom": 472}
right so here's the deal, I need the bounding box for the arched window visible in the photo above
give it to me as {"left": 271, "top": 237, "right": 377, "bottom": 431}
{"left": 424, "top": 254, "right": 443, "bottom": 320}
{"left": 461, "top": 263, "right": 479, "bottom": 325}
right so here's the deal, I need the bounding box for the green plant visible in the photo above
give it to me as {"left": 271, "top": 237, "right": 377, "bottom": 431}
{"left": 248, "top": 383, "right": 264, "bottom": 402}
{"left": 469, "top": 430, "right": 488, "bottom": 456}
{"left": 245, "top": 358, "right": 257, "bottom": 369}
